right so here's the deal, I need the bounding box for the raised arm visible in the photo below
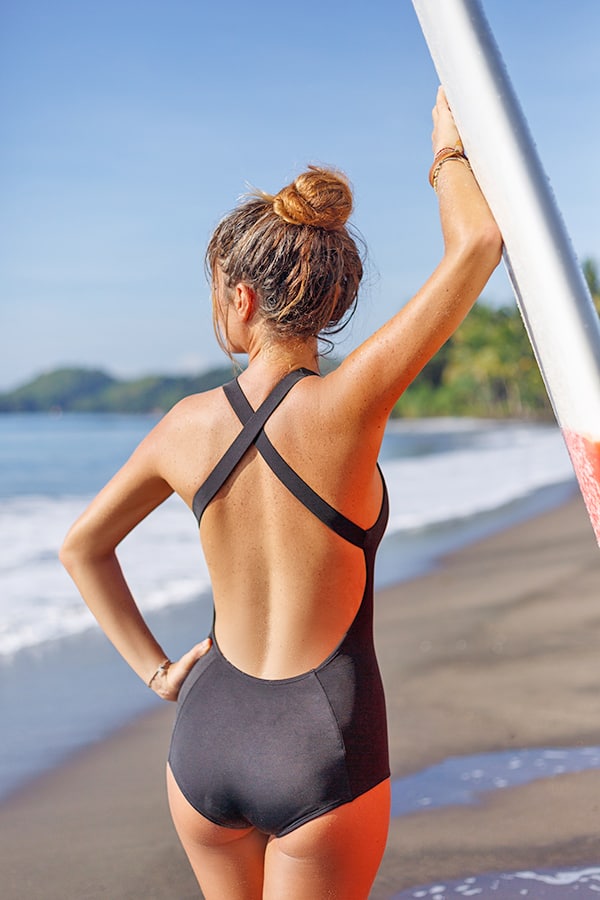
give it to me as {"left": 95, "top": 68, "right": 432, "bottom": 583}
{"left": 332, "top": 88, "right": 503, "bottom": 425}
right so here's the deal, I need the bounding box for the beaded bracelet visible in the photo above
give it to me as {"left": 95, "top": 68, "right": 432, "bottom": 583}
{"left": 429, "top": 145, "right": 469, "bottom": 186}
{"left": 430, "top": 153, "right": 472, "bottom": 193}
{"left": 147, "top": 658, "right": 171, "bottom": 688}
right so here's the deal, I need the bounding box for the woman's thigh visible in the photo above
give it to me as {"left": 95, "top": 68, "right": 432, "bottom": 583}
{"left": 166, "top": 764, "right": 268, "bottom": 900}
{"left": 263, "top": 778, "right": 391, "bottom": 900}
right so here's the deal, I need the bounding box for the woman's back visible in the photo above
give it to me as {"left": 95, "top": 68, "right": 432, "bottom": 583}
{"left": 165, "top": 367, "right": 386, "bottom": 679}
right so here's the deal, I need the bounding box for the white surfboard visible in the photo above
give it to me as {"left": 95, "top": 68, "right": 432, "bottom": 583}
{"left": 412, "top": 0, "right": 600, "bottom": 543}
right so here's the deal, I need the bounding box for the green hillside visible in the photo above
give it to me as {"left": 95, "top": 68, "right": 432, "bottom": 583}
{"left": 395, "top": 257, "right": 600, "bottom": 419}
{"left": 0, "top": 366, "right": 234, "bottom": 413}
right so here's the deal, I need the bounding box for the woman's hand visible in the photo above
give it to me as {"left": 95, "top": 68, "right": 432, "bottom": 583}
{"left": 150, "top": 638, "right": 213, "bottom": 702}
{"left": 432, "top": 86, "right": 462, "bottom": 155}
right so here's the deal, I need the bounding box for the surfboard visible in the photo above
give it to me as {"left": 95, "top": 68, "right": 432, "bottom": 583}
{"left": 412, "top": 0, "right": 600, "bottom": 544}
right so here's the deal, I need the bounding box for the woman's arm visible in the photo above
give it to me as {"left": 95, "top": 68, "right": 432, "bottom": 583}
{"left": 330, "top": 88, "right": 503, "bottom": 426}
{"left": 60, "top": 414, "right": 210, "bottom": 700}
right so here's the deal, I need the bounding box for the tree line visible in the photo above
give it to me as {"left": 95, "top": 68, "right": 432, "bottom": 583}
{"left": 394, "top": 258, "right": 600, "bottom": 419}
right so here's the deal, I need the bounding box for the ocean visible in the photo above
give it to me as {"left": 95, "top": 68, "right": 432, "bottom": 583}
{"left": 0, "top": 411, "right": 577, "bottom": 806}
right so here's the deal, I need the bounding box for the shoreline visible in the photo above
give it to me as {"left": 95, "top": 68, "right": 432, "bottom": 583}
{"left": 1, "top": 495, "right": 600, "bottom": 898}
{"left": 372, "top": 493, "right": 600, "bottom": 897}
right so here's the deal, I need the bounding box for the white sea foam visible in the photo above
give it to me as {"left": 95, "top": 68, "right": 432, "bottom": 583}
{"left": 0, "top": 494, "right": 210, "bottom": 658}
{"left": 394, "top": 866, "right": 600, "bottom": 898}
{"left": 0, "top": 420, "right": 575, "bottom": 658}
{"left": 383, "top": 420, "right": 573, "bottom": 533}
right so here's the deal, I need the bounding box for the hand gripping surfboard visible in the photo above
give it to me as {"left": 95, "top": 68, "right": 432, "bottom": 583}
{"left": 412, "top": 0, "right": 600, "bottom": 544}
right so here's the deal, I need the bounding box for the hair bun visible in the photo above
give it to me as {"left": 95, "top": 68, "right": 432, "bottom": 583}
{"left": 272, "top": 166, "right": 353, "bottom": 230}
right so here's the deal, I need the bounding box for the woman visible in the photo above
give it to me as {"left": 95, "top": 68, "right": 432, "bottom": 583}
{"left": 60, "top": 89, "right": 501, "bottom": 899}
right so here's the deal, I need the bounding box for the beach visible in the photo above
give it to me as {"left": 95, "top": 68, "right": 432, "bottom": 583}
{"left": 1, "top": 493, "right": 599, "bottom": 898}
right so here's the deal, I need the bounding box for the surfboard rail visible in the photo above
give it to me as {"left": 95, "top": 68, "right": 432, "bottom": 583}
{"left": 412, "top": 0, "right": 600, "bottom": 543}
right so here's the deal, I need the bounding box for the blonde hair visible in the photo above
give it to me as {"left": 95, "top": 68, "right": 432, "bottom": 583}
{"left": 206, "top": 166, "right": 364, "bottom": 352}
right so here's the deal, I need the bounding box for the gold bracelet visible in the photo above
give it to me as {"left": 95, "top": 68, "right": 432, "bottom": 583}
{"left": 147, "top": 658, "right": 171, "bottom": 688}
{"left": 432, "top": 144, "right": 463, "bottom": 164}
{"left": 431, "top": 155, "right": 472, "bottom": 193}
{"left": 429, "top": 146, "right": 469, "bottom": 188}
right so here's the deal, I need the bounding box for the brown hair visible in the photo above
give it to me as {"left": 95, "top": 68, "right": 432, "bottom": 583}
{"left": 206, "top": 166, "right": 364, "bottom": 352}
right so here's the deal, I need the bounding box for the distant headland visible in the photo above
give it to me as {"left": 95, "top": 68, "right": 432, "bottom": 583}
{"left": 0, "top": 366, "right": 235, "bottom": 414}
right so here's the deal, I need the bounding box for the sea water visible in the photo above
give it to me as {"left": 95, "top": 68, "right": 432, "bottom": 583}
{"left": 392, "top": 865, "right": 600, "bottom": 898}
{"left": 0, "top": 412, "right": 577, "bottom": 803}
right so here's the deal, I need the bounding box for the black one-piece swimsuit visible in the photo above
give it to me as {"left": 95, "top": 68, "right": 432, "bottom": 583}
{"left": 168, "top": 368, "right": 390, "bottom": 837}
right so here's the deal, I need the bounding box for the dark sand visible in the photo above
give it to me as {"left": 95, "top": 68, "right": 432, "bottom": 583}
{"left": 2, "top": 495, "right": 600, "bottom": 899}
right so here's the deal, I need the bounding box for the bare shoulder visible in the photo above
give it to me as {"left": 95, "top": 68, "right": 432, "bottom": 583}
{"left": 149, "top": 386, "right": 229, "bottom": 443}
{"left": 312, "top": 361, "right": 389, "bottom": 437}
{"left": 286, "top": 368, "right": 386, "bottom": 475}
{"left": 141, "top": 384, "right": 237, "bottom": 504}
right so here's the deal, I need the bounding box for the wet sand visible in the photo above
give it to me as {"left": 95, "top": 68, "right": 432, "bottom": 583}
{"left": 1, "top": 494, "right": 599, "bottom": 899}
{"left": 372, "top": 493, "right": 600, "bottom": 898}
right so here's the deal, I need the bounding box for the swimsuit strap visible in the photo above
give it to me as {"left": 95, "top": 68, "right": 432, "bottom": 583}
{"left": 222, "top": 375, "right": 389, "bottom": 550}
{"left": 192, "top": 368, "right": 315, "bottom": 523}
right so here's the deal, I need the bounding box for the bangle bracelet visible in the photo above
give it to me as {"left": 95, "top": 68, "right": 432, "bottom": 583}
{"left": 430, "top": 154, "right": 472, "bottom": 192}
{"left": 148, "top": 658, "right": 171, "bottom": 688}
{"left": 432, "top": 143, "right": 464, "bottom": 164}
{"left": 429, "top": 147, "right": 468, "bottom": 188}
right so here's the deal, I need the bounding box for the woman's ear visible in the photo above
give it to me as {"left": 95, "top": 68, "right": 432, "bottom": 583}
{"left": 233, "top": 283, "right": 257, "bottom": 322}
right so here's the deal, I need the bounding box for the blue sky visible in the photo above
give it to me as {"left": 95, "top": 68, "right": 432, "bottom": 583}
{"left": 1, "top": 0, "right": 598, "bottom": 390}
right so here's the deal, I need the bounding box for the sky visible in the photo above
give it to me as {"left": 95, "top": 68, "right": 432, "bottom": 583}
{"left": 1, "top": 0, "right": 599, "bottom": 391}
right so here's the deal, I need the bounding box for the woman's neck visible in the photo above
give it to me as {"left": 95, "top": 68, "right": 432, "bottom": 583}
{"left": 236, "top": 339, "right": 320, "bottom": 402}
{"left": 245, "top": 337, "right": 320, "bottom": 379}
